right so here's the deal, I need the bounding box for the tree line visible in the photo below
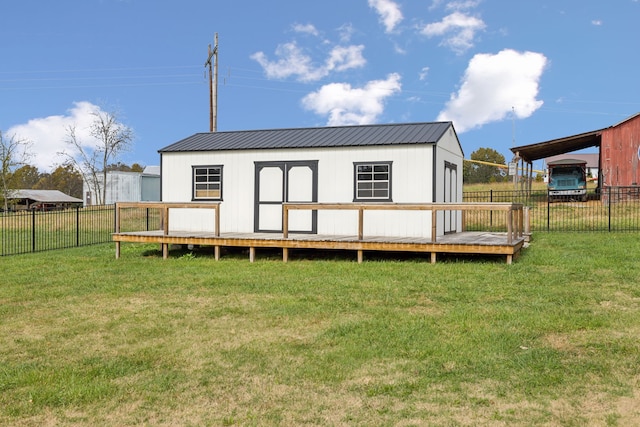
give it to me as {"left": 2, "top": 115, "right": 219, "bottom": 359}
{"left": 1, "top": 108, "right": 137, "bottom": 211}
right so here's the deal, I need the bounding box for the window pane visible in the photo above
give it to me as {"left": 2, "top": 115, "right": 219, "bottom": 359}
{"left": 373, "top": 182, "right": 388, "bottom": 190}
{"left": 194, "top": 165, "right": 222, "bottom": 199}
{"left": 355, "top": 162, "right": 391, "bottom": 201}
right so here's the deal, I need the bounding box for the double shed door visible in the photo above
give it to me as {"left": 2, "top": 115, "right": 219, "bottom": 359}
{"left": 254, "top": 160, "right": 318, "bottom": 233}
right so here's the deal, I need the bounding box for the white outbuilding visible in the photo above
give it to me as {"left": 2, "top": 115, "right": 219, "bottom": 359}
{"left": 158, "top": 122, "right": 464, "bottom": 239}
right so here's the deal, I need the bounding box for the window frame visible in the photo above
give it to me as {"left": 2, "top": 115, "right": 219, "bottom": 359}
{"left": 192, "top": 165, "right": 223, "bottom": 201}
{"left": 353, "top": 161, "right": 392, "bottom": 202}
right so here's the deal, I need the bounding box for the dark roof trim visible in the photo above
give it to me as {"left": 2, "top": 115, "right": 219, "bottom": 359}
{"left": 159, "top": 122, "right": 455, "bottom": 153}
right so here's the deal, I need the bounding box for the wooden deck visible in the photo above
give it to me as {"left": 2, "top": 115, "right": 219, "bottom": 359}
{"left": 113, "top": 230, "right": 525, "bottom": 264}
{"left": 113, "top": 202, "right": 526, "bottom": 264}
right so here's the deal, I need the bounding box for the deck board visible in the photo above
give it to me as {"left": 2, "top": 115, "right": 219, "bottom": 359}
{"left": 113, "top": 230, "right": 526, "bottom": 264}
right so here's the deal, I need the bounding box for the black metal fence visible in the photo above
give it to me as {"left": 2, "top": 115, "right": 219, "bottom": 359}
{"left": 2, "top": 191, "right": 639, "bottom": 257}
{"left": 1, "top": 205, "right": 113, "bottom": 256}
{"left": 463, "top": 187, "right": 640, "bottom": 232}
{"left": 0, "top": 205, "right": 161, "bottom": 257}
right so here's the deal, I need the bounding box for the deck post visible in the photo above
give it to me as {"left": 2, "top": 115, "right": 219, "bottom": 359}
{"left": 283, "top": 205, "right": 289, "bottom": 239}
{"left": 506, "top": 210, "right": 513, "bottom": 245}
{"left": 357, "top": 250, "right": 363, "bottom": 263}
{"left": 431, "top": 210, "right": 437, "bottom": 243}
{"left": 283, "top": 247, "right": 288, "bottom": 263}
{"left": 249, "top": 247, "right": 255, "bottom": 262}
{"left": 115, "top": 242, "right": 121, "bottom": 259}
{"left": 519, "top": 206, "right": 524, "bottom": 237}
{"left": 163, "top": 206, "right": 169, "bottom": 235}
{"left": 215, "top": 204, "right": 220, "bottom": 237}
{"left": 214, "top": 246, "right": 220, "bottom": 261}
{"left": 358, "top": 208, "right": 364, "bottom": 240}
{"left": 114, "top": 203, "right": 121, "bottom": 233}
{"left": 430, "top": 252, "right": 436, "bottom": 264}
{"left": 162, "top": 243, "right": 168, "bottom": 259}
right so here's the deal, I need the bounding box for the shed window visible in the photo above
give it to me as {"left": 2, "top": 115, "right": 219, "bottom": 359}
{"left": 193, "top": 165, "right": 223, "bottom": 200}
{"left": 354, "top": 162, "right": 392, "bottom": 201}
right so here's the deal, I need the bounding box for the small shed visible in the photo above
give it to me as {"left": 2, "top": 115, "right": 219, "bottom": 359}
{"left": 83, "top": 168, "right": 161, "bottom": 206}
{"left": 158, "top": 122, "right": 464, "bottom": 239}
{"left": 6, "top": 189, "right": 82, "bottom": 211}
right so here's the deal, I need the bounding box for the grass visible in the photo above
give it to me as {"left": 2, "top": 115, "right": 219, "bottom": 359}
{"left": 1, "top": 236, "right": 640, "bottom": 426}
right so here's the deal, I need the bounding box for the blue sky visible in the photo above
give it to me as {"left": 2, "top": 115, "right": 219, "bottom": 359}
{"left": 2, "top": 0, "right": 639, "bottom": 172}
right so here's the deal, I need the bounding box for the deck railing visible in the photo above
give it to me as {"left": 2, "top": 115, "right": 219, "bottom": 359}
{"left": 283, "top": 202, "right": 524, "bottom": 244}
{"left": 114, "top": 202, "right": 221, "bottom": 258}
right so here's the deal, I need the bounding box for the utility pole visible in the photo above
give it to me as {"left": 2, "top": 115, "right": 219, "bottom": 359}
{"left": 205, "top": 33, "right": 219, "bottom": 132}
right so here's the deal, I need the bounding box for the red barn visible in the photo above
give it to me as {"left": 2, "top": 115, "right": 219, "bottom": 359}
{"left": 511, "top": 113, "right": 640, "bottom": 189}
{"left": 601, "top": 113, "right": 640, "bottom": 187}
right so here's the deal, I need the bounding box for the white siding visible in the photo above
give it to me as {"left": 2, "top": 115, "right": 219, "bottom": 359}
{"left": 433, "top": 126, "right": 464, "bottom": 234}
{"left": 162, "top": 135, "right": 463, "bottom": 238}
{"left": 83, "top": 172, "right": 142, "bottom": 206}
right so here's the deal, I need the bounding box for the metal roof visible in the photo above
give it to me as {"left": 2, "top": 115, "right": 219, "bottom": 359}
{"left": 159, "top": 122, "right": 454, "bottom": 153}
{"left": 510, "top": 113, "right": 640, "bottom": 163}
{"left": 511, "top": 129, "right": 603, "bottom": 163}
{"left": 10, "top": 190, "right": 82, "bottom": 203}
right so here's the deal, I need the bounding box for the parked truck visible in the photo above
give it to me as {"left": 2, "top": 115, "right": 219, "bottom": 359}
{"left": 547, "top": 158, "right": 588, "bottom": 202}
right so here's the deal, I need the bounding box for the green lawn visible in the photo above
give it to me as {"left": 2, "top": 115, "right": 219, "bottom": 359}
{"left": 1, "top": 235, "right": 639, "bottom": 426}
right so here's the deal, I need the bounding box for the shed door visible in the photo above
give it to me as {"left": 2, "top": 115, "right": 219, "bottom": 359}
{"left": 254, "top": 161, "right": 318, "bottom": 233}
{"left": 444, "top": 161, "right": 458, "bottom": 234}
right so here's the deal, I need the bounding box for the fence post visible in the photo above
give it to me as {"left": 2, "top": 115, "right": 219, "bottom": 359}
{"left": 608, "top": 187, "right": 612, "bottom": 232}
{"left": 31, "top": 210, "right": 36, "bottom": 253}
{"left": 76, "top": 206, "right": 80, "bottom": 247}
{"left": 547, "top": 189, "right": 551, "bottom": 232}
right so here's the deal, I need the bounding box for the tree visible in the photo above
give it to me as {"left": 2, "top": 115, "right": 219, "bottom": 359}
{"left": 106, "top": 161, "right": 145, "bottom": 172}
{"left": 0, "top": 130, "right": 32, "bottom": 211}
{"left": 35, "top": 163, "right": 83, "bottom": 198}
{"left": 464, "top": 147, "right": 508, "bottom": 184}
{"left": 62, "top": 108, "right": 134, "bottom": 205}
{"left": 9, "top": 165, "right": 40, "bottom": 189}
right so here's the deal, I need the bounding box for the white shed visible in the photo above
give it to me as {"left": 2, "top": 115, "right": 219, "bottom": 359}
{"left": 158, "top": 122, "right": 464, "bottom": 239}
{"left": 83, "top": 168, "right": 161, "bottom": 206}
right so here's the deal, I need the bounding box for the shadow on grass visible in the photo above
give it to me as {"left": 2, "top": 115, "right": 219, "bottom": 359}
{"left": 139, "top": 244, "right": 513, "bottom": 264}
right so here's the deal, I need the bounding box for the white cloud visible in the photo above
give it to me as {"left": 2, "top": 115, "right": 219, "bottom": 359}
{"left": 421, "top": 11, "right": 486, "bottom": 54}
{"left": 292, "top": 23, "right": 320, "bottom": 36}
{"left": 446, "top": 0, "right": 481, "bottom": 11}
{"left": 419, "top": 66, "right": 430, "bottom": 81}
{"left": 437, "top": 49, "right": 548, "bottom": 132}
{"left": 591, "top": 19, "right": 603, "bottom": 26}
{"left": 368, "top": 0, "right": 403, "bottom": 33}
{"left": 337, "top": 23, "right": 356, "bottom": 43}
{"left": 301, "top": 73, "right": 402, "bottom": 126}
{"left": 251, "top": 42, "right": 366, "bottom": 82}
{"left": 7, "top": 101, "right": 104, "bottom": 171}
